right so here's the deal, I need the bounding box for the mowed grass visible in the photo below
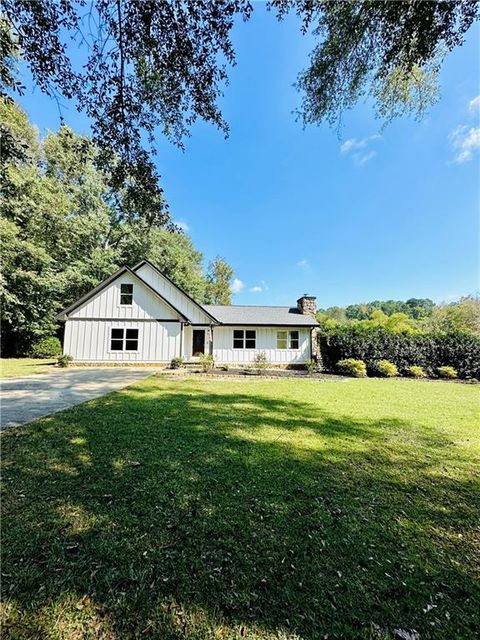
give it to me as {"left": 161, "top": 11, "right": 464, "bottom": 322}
{"left": 0, "top": 358, "right": 57, "bottom": 379}
{"left": 1, "top": 376, "right": 479, "bottom": 640}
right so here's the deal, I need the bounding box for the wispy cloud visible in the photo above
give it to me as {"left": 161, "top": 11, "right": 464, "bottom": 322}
{"left": 449, "top": 96, "right": 480, "bottom": 164}
{"left": 468, "top": 95, "right": 480, "bottom": 113}
{"left": 450, "top": 125, "right": 480, "bottom": 163}
{"left": 249, "top": 285, "right": 262, "bottom": 293}
{"left": 174, "top": 220, "right": 189, "bottom": 232}
{"left": 297, "top": 259, "right": 309, "bottom": 269}
{"left": 231, "top": 278, "right": 245, "bottom": 294}
{"left": 340, "top": 135, "right": 381, "bottom": 166}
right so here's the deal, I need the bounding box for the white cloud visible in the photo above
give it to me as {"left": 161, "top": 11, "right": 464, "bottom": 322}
{"left": 231, "top": 278, "right": 245, "bottom": 294}
{"left": 355, "top": 150, "right": 377, "bottom": 166}
{"left": 340, "top": 135, "right": 381, "bottom": 166}
{"left": 174, "top": 220, "right": 189, "bottom": 232}
{"left": 468, "top": 95, "right": 480, "bottom": 113}
{"left": 249, "top": 285, "right": 262, "bottom": 293}
{"left": 297, "top": 259, "right": 309, "bottom": 269}
{"left": 449, "top": 125, "right": 480, "bottom": 163}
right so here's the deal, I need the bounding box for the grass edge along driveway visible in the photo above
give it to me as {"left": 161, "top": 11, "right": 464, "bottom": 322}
{"left": 1, "top": 376, "right": 479, "bottom": 640}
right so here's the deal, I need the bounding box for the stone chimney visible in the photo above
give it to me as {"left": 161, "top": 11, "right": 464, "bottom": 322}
{"left": 297, "top": 294, "right": 317, "bottom": 318}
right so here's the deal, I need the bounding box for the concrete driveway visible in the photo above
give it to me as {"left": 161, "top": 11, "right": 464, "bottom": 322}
{"left": 0, "top": 368, "right": 155, "bottom": 430}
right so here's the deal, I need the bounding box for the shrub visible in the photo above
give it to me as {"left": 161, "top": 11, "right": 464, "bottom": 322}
{"left": 406, "top": 365, "right": 427, "bottom": 378}
{"left": 337, "top": 358, "right": 367, "bottom": 378}
{"left": 170, "top": 357, "right": 184, "bottom": 369}
{"left": 319, "top": 325, "right": 480, "bottom": 379}
{"left": 374, "top": 359, "right": 398, "bottom": 377}
{"left": 252, "top": 351, "right": 269, "bottom": 373}
{"left": 57, "top": 354, "right": 73, "bottom": 368}
{"left": 306, "top": 359, "right": 318, "bottom": 375}
{"left": 199, "top": 353, "right": 214, "bottom": 372}
{"left": 437, "top": 365, "right": 457, "bottom": 379}
{"left": 32, "top": 336, "right": 62, "bottom": 358}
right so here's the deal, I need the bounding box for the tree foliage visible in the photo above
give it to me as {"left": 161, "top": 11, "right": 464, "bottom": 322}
{"left": 0, "top": 99, "right": 234, "bottom": 355}
{"left": 273, "top": 1, "right": 479, "bottom": 126}
{"left": 205, "top": 256, "right": 235, "bottom": 305}
{"left": 2, "top": 0, "right": 253, "bottom": 210}
{"left": 2, "top": 2, "right": 478, "bottom": 208}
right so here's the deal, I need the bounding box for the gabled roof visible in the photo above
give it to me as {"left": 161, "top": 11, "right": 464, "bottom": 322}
{"left": 133, "top": 258, "right": 219, "bottom": 324}
{"left": 55, "top": 266, "right": 189, "bottom": 322}
{"left": 202, "top": 305, "right": 318, "bottom": 327}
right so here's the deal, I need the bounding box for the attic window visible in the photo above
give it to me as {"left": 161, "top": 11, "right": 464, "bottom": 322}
{"left": 120, "top": 283, "right": 133, "bottom": 305}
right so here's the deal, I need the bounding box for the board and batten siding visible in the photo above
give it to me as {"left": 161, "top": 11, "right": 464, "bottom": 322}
{"left": 136, "top": 263, "right": 214, "bottom": 325}
{"left": 68, "top": 272, "right": 178, "bottom": 320}
{"left": 64, "top": 319, "right": 181, "bottom": 362}
{"left": 212, "top": 326, "right": 311, "bottom": 364}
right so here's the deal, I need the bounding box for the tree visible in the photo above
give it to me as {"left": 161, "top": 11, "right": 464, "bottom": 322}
{"left": 2, "top": 2, "right": 477, "bottom": 209}
{"left": 0, "top": 98, "right": 234, "bottom": 354}
{"left": 273, "top": 1, "right": 479, "bottom": 126}
{"left": 205, "top": 256, "right": 234, "bottom": 305}
{"left": 424, "top": 296, "right": 480, "bottom": 336}
{"left": 2, "top": 0, "right": 253, "bottom": 211}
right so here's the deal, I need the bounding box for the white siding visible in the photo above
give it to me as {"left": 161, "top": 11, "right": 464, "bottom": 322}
{"left": 136, "top": 263, "right": 214, "bottom": 325}
{"left": 70, "top": 272, "right": 179, "bottom": 320}
{"left": 64, "top": 319, "right": 181, "bottom": 362}
{"left": 212, "top": 326, "right": 311, "bottom": 364}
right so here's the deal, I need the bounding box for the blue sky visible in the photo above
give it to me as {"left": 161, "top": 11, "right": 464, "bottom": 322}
{"left": 18, "top": 6, "right": 479, "bottom": 308}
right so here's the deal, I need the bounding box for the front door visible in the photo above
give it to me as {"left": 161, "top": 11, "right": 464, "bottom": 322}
{"left": 192, "top": 329, "right": 205, "bottom": 356}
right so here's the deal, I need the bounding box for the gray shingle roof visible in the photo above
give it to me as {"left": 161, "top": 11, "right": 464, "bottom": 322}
{"left": 202, "top": 305, "right": 318, "bottom": 326}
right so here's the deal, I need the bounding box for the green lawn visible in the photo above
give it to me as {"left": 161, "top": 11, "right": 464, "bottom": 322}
{"left": 1, "top": 377, "right": 479, "bottom": 640}
{"left": 0, "top": 358, "right": 57, "bottom": 378}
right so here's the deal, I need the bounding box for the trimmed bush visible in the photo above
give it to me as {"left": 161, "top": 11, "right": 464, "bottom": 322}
{"left": 406, "top": 365, "right": 427, "bottom": 378}
{"left": 319, "top": 326, "right": 480, "bottom": 379}
{"left": 337, "top": 358, "right": 367, "bottom": 378}
{"left": 32, "top": 337, "right": 62, "bottom": 359}
{"left": 374, "top": 359, "right": 398, "bottom": 377}
{"left": 437, "top": 365, "right": 457, "bottom": 379}
{"left": 170, "top": 357, "right": 184, "bottom": 369}
{"left": 57, "top": 354, "right": 73, "bottom": 368}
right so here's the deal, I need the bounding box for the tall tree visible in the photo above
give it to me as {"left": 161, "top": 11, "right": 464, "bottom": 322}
{"left": 205, "top": 256, "right": 234, "bottom": 305}
{"left": 0, "top": 99, "right": 234, "bottom": 354}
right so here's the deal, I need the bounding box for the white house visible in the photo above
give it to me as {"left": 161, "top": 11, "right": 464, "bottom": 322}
{"left": 56, "top": 259, "right": 319, "bottom": 366}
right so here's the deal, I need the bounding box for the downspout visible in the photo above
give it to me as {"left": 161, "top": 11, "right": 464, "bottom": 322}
{"left": 179, "top": 322, "right": 183, "bottom": 359}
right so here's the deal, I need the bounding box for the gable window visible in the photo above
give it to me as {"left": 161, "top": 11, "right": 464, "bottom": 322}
{"left": 110, "top": 328, "right": 139, "bottom": 351}
{"left": 120, "top": 283, "right": 133, "bottom": 305}
{"left": 277, "top": 330, "right": 299, "bottom": 349}
{"left": 233, "top": 329, "right": 256, "bottom": 349}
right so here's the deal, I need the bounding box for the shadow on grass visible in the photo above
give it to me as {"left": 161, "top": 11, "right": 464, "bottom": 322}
{"left": 1, "top": 380, "right": 479, "bottom": 639}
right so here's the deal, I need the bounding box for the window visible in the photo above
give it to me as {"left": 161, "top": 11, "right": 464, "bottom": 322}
{"left": 110, "top": 328, "right": 139, "bottom": 351}
{"left": 120, "top": 283, "right": 133, "bottom": 305}
{"left": 277, "top": 330, "right": 300, "bottom": 349}
{"left": 233, "top": 329, "right": 256, "bottom": 349}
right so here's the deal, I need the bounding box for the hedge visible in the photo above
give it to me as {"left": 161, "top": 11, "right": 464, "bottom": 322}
{"left": 318, "top": 326, "right": 480, "bottom": 379}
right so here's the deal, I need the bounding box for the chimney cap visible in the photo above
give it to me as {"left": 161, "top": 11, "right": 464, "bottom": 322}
{"left": 297, "top": 294, "right": 316, "bottom": 300}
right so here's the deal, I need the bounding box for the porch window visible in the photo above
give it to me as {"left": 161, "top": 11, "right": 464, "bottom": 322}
{"left": 120, "top": 283, "right": 133, "bottom": 305}
{"left": 110, "top": 328, "right": 139, "bottom": 351}
{"left": 277, "top": 330, "right": 299, "bottom": 349}
{"left": 233, "top": 329, "right": 256, "bottom": 349}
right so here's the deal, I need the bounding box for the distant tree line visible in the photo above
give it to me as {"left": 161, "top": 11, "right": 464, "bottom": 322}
{"left": 0, "top": 99, "right": 235, "bottom": 356}
{"left": 318, "top": 296, "right": 479, "bottom": 337}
